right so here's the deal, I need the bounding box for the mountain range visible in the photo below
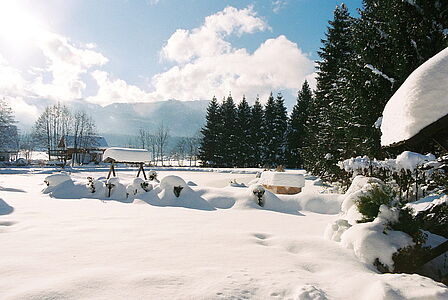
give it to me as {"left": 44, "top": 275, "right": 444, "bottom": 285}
{"left": 18, "top": 99, "right": 209, "bottom": 146}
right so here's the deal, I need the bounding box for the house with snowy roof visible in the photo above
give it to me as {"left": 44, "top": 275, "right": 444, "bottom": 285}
{"left": 58, "top": 135, "right": 109, "bottom": 164}
{"left": 381, "top": 47, "right": 448, "bottom": 152}
{"left": 0, "top": 125, "right": 19, "bottom": 162}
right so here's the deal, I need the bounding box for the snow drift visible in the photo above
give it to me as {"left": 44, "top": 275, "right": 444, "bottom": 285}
{"left": 381, "top": 47, "right": 448, "bottom": 146}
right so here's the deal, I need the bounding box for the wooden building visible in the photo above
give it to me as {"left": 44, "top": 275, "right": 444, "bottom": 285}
{"left": 58, "top": 136, "right": 109, "bottom": 164}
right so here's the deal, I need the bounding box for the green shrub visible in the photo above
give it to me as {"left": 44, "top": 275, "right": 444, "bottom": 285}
{"left": 355, "top": 184, "right": 394, "bottom": 223}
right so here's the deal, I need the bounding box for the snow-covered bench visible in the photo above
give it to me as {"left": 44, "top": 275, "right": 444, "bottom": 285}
{"left": 103, "top": 147, "right": 151, "bottom": 179}
{"left": 259, "top": 171, "right": 305, "bottom": 195}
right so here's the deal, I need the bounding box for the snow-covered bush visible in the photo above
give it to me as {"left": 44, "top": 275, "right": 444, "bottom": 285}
{"left": 43, "top": 173, "right": 72, "bottom": 193}
{"left": 160, "top": 175, "right": 187, "bottom": 198}
{"left": 250, "top": 184, "right": 265, "bottom": 207}
{"left": 44, "top": 173, "right": 71, "bottom": 187}
{"left": 147, "top": 170, "right": 159, "bottom": 183}
{"left": 338, "top": 151, "right": 447, "bottom": 202}
{"left": 105, "top": 177, "right": 126, "bottom": 199}
{"left": 126, "top": 178, "right": 153, "bottom": 198}
{"left": 355, "top": 184, "right": 395, "bottom": 223}
{"left": 86, "top": 176, "right": 107, "bottom": 195}
{"left": 328, "top": 174, "right": 448, "bottom": 282}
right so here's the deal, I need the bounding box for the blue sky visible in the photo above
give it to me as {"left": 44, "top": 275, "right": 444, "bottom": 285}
{"left": 0, "top": 0, "right": 362, "bottom": 122}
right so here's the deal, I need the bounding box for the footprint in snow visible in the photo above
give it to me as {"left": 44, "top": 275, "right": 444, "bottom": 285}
{"left": 252, "top": 233, "right": 272, "bottom": 246}
{"left": 296, "top": 284, "right": 328, "bottom": 300}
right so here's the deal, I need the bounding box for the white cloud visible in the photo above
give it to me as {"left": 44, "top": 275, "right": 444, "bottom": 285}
{"left": 161, "top": 6, "right": 269, "bottom": 63}
{"left": 87, "top": 70, "right": 155, "bottom": 106}
{"left": 152, "top": 35, "right": 315, "bottom": 102}
{"left": 32, "top": 32, "right": 108, "bottom": 101}
{"left": 0, "top": 55, "right": 27, "bottom": 96}
{"left": 272, "top": 1, "right": 288, "bottom": 14}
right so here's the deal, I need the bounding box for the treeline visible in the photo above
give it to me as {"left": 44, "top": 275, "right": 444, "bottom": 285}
{"left": 199, "top": 86, "right": 312, "bottom": 168}
{"left": 32, "top": 103, "right": 96, "bottom": 163}
{"left": 199, "top": 0, "right": 448, "bottom": 179}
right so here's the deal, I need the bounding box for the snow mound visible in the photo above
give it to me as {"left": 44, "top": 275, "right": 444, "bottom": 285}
{"left": 364, "top": 274, "right": 448, "bottom": 300}
{"left": 395, "top": 151, "right": 436, "bottom": 171}
{"left": 381, "top": 47, "right": 448, "bottom": 146}
{"left": 49, "top": 180, "right": 91, "bottom": 199}
{"left": 126, "top": 178, "right": 153, "bottom": 197}
{"left": 43, "top": 173, "right": 72, "bottom": 193}
{"left": 105, "top": 177, "right": 127, "bottom": 200}
{"left": 340, "top": 176, "right": 385, "bottom": 225}
{"left": 233, "top": 184, "right": 300, "bottom": 214}
{"left": 295, "top": 192, "right": 342, "bottom": 215}
{"left": 340, "top": 214, "right": 414, "bottom": 269}
{"left": 295, "top": 284, "right": 328, "bottom": 300}
{"left": 135, "top": 175, "right": 215, "bottom": 210}
{"left": 86, "top": 177, "right": 106, "bottom": 195}
{"left": 103, "top": 147, "right": 150, "bottom": 163}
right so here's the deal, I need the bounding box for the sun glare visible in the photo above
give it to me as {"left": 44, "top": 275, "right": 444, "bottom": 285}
{"left": 0, "top": 1, "right": 46, "bottom": 44}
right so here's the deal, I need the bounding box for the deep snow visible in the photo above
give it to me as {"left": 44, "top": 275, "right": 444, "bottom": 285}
{"left": 0, "top": 168, "right": 447, "bottom": 299}
{"left": 381, "top": 46, "right": 448, "bottom": 146}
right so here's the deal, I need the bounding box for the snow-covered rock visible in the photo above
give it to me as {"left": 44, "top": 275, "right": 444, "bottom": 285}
{"left": 259, "top": 171, "right": 305, "bottom": 188}
{"left": 381, "top": 47, "right": 448, "bottom": 146}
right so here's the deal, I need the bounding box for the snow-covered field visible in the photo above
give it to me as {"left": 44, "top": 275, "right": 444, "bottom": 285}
{"left": 0, "top": 168, "right": 447, "bottom": 299}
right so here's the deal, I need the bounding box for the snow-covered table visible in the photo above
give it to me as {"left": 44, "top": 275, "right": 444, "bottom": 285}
{"left": 259, "top": 171, "right": 305, "bottom": 194}
{"left": 103, "top": 147, "right": 151, "bottom": 179}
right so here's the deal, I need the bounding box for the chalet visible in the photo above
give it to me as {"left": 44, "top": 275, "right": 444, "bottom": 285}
{"left": 58, "top": 135, "right": 108, "bottom": 164}
{"left": 0, "top": 125, "right": 19, "bottom": 162}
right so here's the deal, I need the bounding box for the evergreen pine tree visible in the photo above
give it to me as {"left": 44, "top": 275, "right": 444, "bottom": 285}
{"left": 220, "top": 93, "right": 238, "bottom": 167}
{"left": 311, "top": 4, "right": 355, "bottom": 180}
{"left": 199, "top": 96, "right": 221, "bottom": 166}
{"left": 273, "top": 92, "right": 288, "bottom": 166}
{"left": 249, "top": 97, "right": 264, "bottom": 167}
{"left": 286, "top": 80, "right": 313, "bottom": 168}
{"left": 235, "top": 96, "right": 252, "bottom": 167}
{"left": 262, "top": 93, "right": 277, "bottom": 167}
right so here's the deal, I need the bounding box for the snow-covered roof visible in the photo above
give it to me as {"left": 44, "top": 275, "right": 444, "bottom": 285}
{"left": 61, "top": 136, "right": 109, "bottom": 149}
{"left": 381, "top": 47, "right": 448, "bottom": 146}
{"left": 103, "top": 147, "right": 151, "bottom": 163}
{"left": 259, "top": 171, "right": 305, "bottom": 188}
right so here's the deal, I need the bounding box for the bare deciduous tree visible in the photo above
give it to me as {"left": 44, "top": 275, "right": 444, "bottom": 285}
{"left": 155, "top": 123, "right": 170, "bottom": 166}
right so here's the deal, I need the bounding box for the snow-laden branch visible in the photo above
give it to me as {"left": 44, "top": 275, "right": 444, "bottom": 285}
{"left": 365, "top": 64, "right": 396, "bottom": 84}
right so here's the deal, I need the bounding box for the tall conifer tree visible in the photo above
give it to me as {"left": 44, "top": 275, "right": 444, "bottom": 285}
{"left": 235, "top": 96, "right": 252, "bottom": 167}
{"left": 199, "top": 96, "right": 221, "bottom": 166}
{"left": 286, "top": 80, "right": 313, "bottom": 168}
{"left": 250, "top": 97, "right": 264, "bottom": 167}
